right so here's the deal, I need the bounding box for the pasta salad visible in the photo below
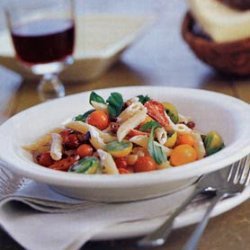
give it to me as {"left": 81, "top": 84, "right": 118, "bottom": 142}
{"left": 24, "top": 92, "right": 225, "bottom": 175}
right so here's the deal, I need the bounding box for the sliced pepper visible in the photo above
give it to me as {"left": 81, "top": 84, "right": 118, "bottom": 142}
{"left": 144, "top": 100, "right": 171, "bottom": 131}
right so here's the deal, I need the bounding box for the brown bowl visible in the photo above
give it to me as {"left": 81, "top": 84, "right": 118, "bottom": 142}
{"left": 182, "top": 12, "right": 250, "bottom": 76}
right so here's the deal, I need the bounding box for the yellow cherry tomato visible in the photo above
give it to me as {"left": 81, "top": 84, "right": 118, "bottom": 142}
{"left": 165, "top": 132, "right": 177, "bottom": 148}
{"left": 170, "top": 144, "right": 197, "bottom": 166}
{"left": 176, "top": 134, "right": 195, "bottom": 147}
{"left": 106, "top": 140, "right": 133, "bottom": 158}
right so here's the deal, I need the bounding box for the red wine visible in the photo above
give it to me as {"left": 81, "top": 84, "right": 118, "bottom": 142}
{"left": 11, "top": 19, "right": 75, "bottom": 64}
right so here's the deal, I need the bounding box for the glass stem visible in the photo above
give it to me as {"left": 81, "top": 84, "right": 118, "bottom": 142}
{"left": 38, "top": 73, "right": 65, "bottom": 101}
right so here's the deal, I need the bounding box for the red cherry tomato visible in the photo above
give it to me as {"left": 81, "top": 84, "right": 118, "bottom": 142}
{"left": 76, "top": 144, "right": 94, "bottom": 158}
{"left": 118, "top": 168, "right": 130, "bottom": 174}
{"left": 115, "top": 157, "right": 128, "bottom": 169}
{"left": 36, "top": 152, "right": 54, "bottom": 167}
{"left": 60, "top": 130, "right": 80, "bottom": 149}
{"left": 87, "top": 110, "right": 110, "bottom": 130}
{"left": 134, "top": 156, "right": 157, "bottom": 172}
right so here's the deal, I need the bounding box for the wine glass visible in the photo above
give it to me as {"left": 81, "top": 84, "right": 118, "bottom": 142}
{"left": 5, "top": 0, "right": 75, "bottom": 101}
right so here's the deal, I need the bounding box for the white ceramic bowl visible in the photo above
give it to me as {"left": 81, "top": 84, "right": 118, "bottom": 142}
{"left": 0, "top": 86, "right": 249, "bottom": 202}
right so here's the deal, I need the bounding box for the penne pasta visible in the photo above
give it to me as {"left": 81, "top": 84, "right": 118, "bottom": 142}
{"left": 174, "top": 124, "right": 192, "bottom": 134}
{"left": 23, "top": 127, "right": 63, "bottom": 151}
{"left": 155, "top": 127, "right": 167, "bottom": 145}
{"left": 117, "top": 109, "right": 147, "bottom": 141}
{"left": 192, "top": 132, "right": 206, "bottom": 159}
{"left": 66, "top": 121, "right": 115, "bottom": 142}
{"left": 66, "top": 121, "right": 89, "bottom": 134}
{"left": 164, "top": 112, "right": 191, "bottom": 134}
{"left": 97, "top": 149, "right": 119, "bottom": 175}
{"left": 88, "top": 126, "right": 106, "bottom": 150}
{"left": 90, "top": 101, "right": 108, "bottom": 112}
{"left": 50, "top": 133, "right": 63, "bottom": 161}
{"left": 117, "top": 102, "right": 146, "bottom": 123}
{"left": 129, "top": 135, "right": 149, "bottom": 148}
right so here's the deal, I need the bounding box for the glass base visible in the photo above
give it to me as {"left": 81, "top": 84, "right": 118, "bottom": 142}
{"left": 26, "top": 56, "right": 73, "bottom": 101}
{"left": 38, "top": 74, "right": 65, "bottom": 101}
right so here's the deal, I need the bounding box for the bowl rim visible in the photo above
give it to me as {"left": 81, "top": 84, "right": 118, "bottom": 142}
{"left": 0, "top": 85, "right": 249, "bottom": 188}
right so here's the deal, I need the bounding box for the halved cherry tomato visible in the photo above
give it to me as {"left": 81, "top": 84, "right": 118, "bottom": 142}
{"left": 49, "top": 156, "right": 77, "bottom": 171}
{"left": 115, "top": 157, "right": 128, "bottom": 169}
{"left": 165, "top": 132, "right": 177, "bottom": 148}
{"left": 170, "top": 144, "right": 197, "bottom": 166}
{"left": 36, "top": 152, "right": 54, "bottom": 167}
{"left": 134, "top": 156, "right": 157, "bottom": 172}
{"left": 176, "top": 134, "right": 195, "bottom": 147}
{"left": 60, "top": 130, "right": 80, "bottom": 149}
{"left": 87, "top": 110, "right": 110, "bottom": 130}
{"left": 76, "top": 144, "right": 94, "bottom": 158}
{"left": 144, "top": 100, "right": 171, "bottom": 130}
{"left": 106, "top": 140, "right": 133, "bottom": 158}
{"left": 118, "top": 168, "right": 130, "bottom": 174}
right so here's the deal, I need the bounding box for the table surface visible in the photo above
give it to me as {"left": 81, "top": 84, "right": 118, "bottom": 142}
{"left": 0, "top": 0, "right": 250, "bottom": 249}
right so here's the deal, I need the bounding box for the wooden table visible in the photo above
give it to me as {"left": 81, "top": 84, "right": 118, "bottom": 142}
{"left": 0, "top": 0, "right": 250, "bottom": 249}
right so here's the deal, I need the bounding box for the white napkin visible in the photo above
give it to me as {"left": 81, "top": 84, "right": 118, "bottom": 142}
{"left": 0, "top": 180, "right": 195, "bottom": 250}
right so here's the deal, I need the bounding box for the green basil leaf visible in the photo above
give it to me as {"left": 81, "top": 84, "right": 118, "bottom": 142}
{"left": 147, "top": 126, "right": 167, "bottom": 165}
{"left": 106, "top": 92, "right": 124, "bottom": 118}
{"left": 137, "top": 95, "right": 150, "bottom": 104}
{"left": 74, "top": 109, "right": 94, "bottom": 122}
{"left": 89, "top": 91, "right": 105, "bottom": 106}
{"left": 140, "top": 120, "right": 160, "bottom": 132}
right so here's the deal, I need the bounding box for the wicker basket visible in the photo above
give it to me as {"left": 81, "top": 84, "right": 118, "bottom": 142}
{"left": 182, "top": 12, "right": 250, "bottom": 76}
{"left": 220, "top": 0, "right": 250, "bottom": 10}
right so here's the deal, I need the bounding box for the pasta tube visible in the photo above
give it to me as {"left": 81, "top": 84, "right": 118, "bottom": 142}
{"left": 91, "top": 101, "right": 108, "bottom": 112}
{"left": 117, "top": 102, "right": 146, "bottom": 123}
{"left": 117, "top": 109, "right": 147, "bottom": 141}
{"left": 155, "top": 127, "right": 167, "bottom": 145}
{"left": 50, "top": 133, "right": 63, "bottom": 161}
{"left": 66, "top": 121, "right": 115, "bottom": 142}
{"left": 88, "top": 126, "right": 106, "bottom": 150}
{"left": 129, "top": 135, "right": 149, "bottom": 148}
{"left": 192, "top": 132, "right": 206, "bottom": 159}
{"left": 97, "top": 149, "right": 119, "bottom": 175}
{"left": 23, "top": 128, "right": 63, "bottom": 151}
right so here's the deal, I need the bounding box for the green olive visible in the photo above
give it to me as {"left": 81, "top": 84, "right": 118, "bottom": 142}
{"left": 69, "top": 156, "right": 100, "bottom": 174}
{"left": 204, "top": 131, "right": 224, "bottom": 156}
{"left": 162, "top": 102, "right": 179, "bottom": 124}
